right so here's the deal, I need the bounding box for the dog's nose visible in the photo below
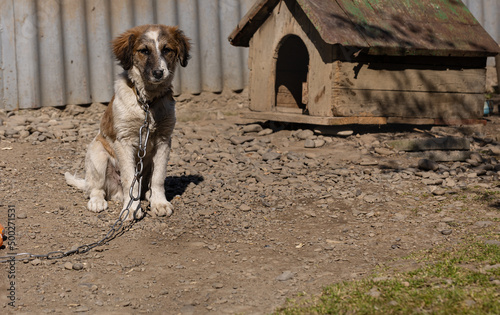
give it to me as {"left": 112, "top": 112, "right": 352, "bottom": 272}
{"left": 152, "top": 69, "right": 164, "bottom": 79}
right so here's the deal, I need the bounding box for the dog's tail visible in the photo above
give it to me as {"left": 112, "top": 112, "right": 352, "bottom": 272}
{"left": 64, "top": 172, "right": 86, "bottom": 191}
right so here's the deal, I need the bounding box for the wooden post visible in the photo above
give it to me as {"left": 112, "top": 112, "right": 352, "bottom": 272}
{"left": 496, "top": 50, "right": 500, "bottom": 92}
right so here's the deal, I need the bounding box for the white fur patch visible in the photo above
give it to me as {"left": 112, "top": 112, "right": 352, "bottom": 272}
{"left": 145, "top": 29, "right": 168, "bottom": 77}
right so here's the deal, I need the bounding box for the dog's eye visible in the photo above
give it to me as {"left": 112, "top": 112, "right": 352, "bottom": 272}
{"left": 139, "top": 48, "right": 150, "bottom": 55}
{"left": 162, "top": 47, "right": 172, "bottom": 54}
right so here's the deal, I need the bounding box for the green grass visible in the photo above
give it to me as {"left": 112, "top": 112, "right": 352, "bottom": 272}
{"left": 274, "top": 240, "right": 500, "bottom": 315}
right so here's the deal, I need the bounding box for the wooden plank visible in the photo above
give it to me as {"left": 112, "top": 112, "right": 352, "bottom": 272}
{"left": 387, "top": 117, "right": 434, "bottom": 125}
{"left": 302, "top": 82, "right": 308, "bottom": 105}
{"left": 243, "top": 111, "right": 387, "bottom": 125}
{"left": 247, "top": 4, "right": 279, "bottom": 112}
{"left": 248, "top": 40, "right": 275, "bottom": 111}
{"left": 244, "top": 110, "right": 485, "bottom": 126}
{"left": 292, "top": 0, "right": 333, "bottom": 117}
{"left": 275, "top": 107, "right": 303, "bottom": 114}
{"left": 276, "top": 85, "right": 300, "bottom": 108}
{"left": 387, "top": 117, "right": 486, "bottom": 126}
{"left": 228, "top": 0, "right": 280, "bottom": 47}
{"left": 335, "top": 61, "right": 486, "bottom": 94}
{"left": 248, "top": 1, "right": 336, "bottom": 117}
{"left": 387, "top": 137, "right": 471, "bottom": 152}
{"left": 332, "top": 88, "right": 484, "bottom": 119}
{"left": 408, "top": 151, "right": 472, "bottom": 162}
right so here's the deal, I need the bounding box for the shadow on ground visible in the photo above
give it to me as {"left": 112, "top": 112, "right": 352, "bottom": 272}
{"left": 164, "top": 174, "right": 204, "bottom": 201}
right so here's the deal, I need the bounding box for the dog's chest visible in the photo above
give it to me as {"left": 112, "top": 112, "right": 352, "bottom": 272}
{"left": 121, "top": 103, "right": 175, "bottom": 142}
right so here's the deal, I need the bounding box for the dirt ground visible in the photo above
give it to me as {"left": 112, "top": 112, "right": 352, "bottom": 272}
{"left": 1, "top": 91, "right": 500, "bottom": 314}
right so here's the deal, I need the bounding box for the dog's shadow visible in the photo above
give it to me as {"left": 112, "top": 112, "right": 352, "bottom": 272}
{"left": 164, "top": 174, "right": 204, "bottom": 201}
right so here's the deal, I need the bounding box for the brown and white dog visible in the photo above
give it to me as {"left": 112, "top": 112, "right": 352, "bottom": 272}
{"left": 65, "top": 24, "right": 190, "bottom": 219}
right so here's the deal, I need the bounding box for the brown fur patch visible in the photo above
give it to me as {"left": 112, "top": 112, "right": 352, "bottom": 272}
{"left": 166, "top": 87, "right": 174, "bottom": 102}
{"left": 112, "top": 26, "right": 148, "bottom": 70}
{"left": 100, "top": 96, "right": 117, "bottom": 141}
{"left": 96, "top": 133, "right": 116, "bottom": 159}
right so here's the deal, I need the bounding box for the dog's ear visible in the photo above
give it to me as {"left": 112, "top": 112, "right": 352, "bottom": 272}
{"left": 174, "top": 28, "right": 191, "bottom": 68}
{"left": 112, "top": 30, "right": 137, "bottom": 71}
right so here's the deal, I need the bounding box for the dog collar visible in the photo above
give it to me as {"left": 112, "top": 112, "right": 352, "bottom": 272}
{"left": 126, "top": 78, "right": 173, "bottom": 109}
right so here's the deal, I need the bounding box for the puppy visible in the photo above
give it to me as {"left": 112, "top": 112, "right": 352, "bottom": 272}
{"left": 65, "top": 24, "right": 190, "bottom": 219}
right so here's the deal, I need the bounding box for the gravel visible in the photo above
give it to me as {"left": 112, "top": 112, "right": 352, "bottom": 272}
{"left": 1, "top": 96, "right": 500, "bottom": 314}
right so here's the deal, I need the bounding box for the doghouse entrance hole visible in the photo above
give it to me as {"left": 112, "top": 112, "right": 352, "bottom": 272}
{"left": 275, "top": 35, "right": 309, "bottom": 114}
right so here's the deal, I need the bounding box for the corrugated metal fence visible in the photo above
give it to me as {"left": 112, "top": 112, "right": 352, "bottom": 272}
{"left": 463, "top": 0, "right": 499, "bottom": 45}
{"left": 0, "top": 0, "right": 499, "bottom": 110}
{"left": 0, "top": 0, "right": 254, "bottom": 110}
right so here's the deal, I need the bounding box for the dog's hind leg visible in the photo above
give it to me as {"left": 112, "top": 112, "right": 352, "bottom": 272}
{"left": 85, "top": 140, "right": 110, "bottom": 212}
{"left": 106, "top": 159, "right": 123, "bottom": 203}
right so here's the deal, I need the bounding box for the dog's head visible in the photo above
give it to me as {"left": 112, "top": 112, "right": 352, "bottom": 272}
{"left": 112, "top": 24, "right": 191, "bottom": 85}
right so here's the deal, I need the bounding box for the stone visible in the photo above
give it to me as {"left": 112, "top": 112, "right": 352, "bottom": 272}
{"left": 422, "top": 178, "right": 443, "bottom": 185}
{"left": 487, "top": 145, "right": 500, "bottom": 155}
{"left": 359, "top": 159, "right": 378, "bottom": 166}
{"left": 65, "top": 104, "right": 86, "bottom": 116}
{"left": 73, "top": 263, "right": 84, "bottom": 270}
{"left": 409, "top": 150, "right": 472, "bottom": 162}
{"left": 304, "top": 139, "right": 316, "bottom": 148}
{"left": 4, "top": 129, "right": 19, "bottom": 137}
{"left": 295, "top": 129, "right": 314, "bottom": 140}
{"left": 230, "top": 136, "right": 255, "bottom": 145}
{"left": 212, "top": 283, "right": 224, "bottom": 289}
{"left": 432, "top": 188, "right": 446, "bottom": 196}
{"left": 75, "top": 306, "right": 90, "bottom": 312}
{"left": 367, "top": 287, "right": 381, "bottom": 298}
{"left": 19, "top": 130, "right": 30, "bottom": 139}
{"left": 444, "top": 178, "right": 456, "bottom": 187}
{"left": 64, "top": 262, "right": 74, "bottom": 270}
{"left": 17, "top": 213, "right": 28, "bottom": 219}
{"left": 314, "top": 139, "right": 326, "bottom": 148}
{"left": 262, "top": 151, "right": 281, "bottom": 161}
{"left": 475, "top": 221, "right": 494, "bottom": 228}
{"left": 387, "top": 137, "right": 470, "bottom": 152}
{"left": 374, "top": 147, "right": 393, "bottom": 156}
{"left": 216, "top": 111, "right": 225, "bottom": 120}
{"left": 483, "top": 264, "right": 500, "bottom": 271}
{"left": 337, "top": 130, "right": 353, "bottom": 137}
{"left": 242, "top": 124, "right": 263, "bottom": 134}
{"left": 418, "top": 159, "right": 439, "bottom": 171}
{"left": 239, "top": 204, "right": 251, "bottom": 212}
{"left": 469, "top": 153, "right": 483, "bottom": 163}
{"left": 276, "top": 270, "right": 294, "bottom": 281}
{"left": 258, "top": 128, "right": 273, "bottom": 136}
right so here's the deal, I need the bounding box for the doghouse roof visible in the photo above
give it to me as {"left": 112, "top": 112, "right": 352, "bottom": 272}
{"left": 229, "top": 0, "right": 500, "bottom": 57}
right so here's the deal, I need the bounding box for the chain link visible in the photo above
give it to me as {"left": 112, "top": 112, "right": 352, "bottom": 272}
{"left": 0, "top": 104, "right": 152, "bottom": 263}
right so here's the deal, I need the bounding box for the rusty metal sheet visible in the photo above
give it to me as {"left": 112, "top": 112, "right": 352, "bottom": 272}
{"left": 230, "top": 0, "right": 499, "bottom": 57}
{"left": 295, "top": 0, "right": 367, "bottom": 47}
{"left": 297, "top": 0, "right": 499, "bottom": 56}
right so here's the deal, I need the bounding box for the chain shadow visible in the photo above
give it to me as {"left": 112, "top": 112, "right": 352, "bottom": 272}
{"left": 164, "top": 174, "right": 204, "bottom": 201}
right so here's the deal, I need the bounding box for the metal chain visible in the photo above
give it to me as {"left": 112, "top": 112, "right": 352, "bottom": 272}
{"left": 0, "top": 104, "right": 151, "bottom": 263}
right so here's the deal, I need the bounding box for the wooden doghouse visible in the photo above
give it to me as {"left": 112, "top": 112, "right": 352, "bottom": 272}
{"left": 229, "top": 0, "right": 500, "bottom": 125}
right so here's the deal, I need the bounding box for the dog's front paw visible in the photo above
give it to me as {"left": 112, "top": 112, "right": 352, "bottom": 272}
{"left": 151, "top": 201, "right": 173, "bottom": 217}
{"left": 88, "top": 197, "right": 107, "bottom": 212}
{"left": 122, "top": 207, "right": 144, "bottom": 221}
{"left": 121, "top": 200, "right": 143, "bottom": 221}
